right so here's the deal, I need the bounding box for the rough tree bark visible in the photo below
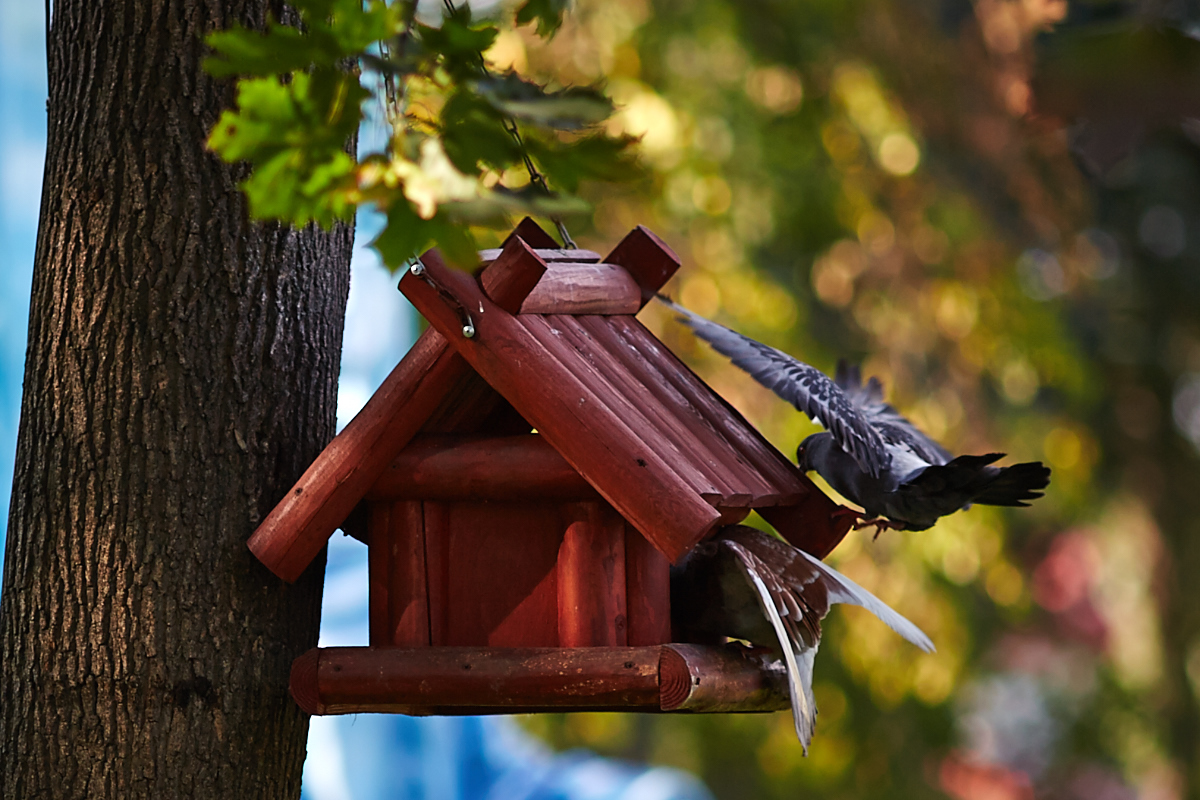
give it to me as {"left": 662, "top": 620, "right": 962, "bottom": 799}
{"left": 0, "top": 1, "right": 352, "bottom": 797}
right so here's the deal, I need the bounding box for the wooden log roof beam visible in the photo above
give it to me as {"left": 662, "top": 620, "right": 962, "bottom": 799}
{"left": 401, "top": 245, "right": 721, "bottom": 562}
{"left": 247, "top": 330, "right": 471, "bottom": 582}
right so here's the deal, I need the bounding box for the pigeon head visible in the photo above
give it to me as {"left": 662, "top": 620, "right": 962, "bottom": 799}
{"left": 796, "top": 432, "right": 833, "bottom": 472}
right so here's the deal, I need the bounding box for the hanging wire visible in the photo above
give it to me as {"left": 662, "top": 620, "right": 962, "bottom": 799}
{"left": 378, "top": 3, "right": 418, "bottom": 132}
{"left": 409, "top": 259, "right": 476, "bottom": 338}
{"left": 440, "top": 0, "right": 577, "bottom": 249}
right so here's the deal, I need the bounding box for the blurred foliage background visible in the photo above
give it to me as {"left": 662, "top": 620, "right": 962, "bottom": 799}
{"left": 460, "top": 0, "right": 1200, "bottom": 798}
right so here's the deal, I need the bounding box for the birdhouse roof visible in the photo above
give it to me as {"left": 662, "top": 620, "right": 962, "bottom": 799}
{"left": 249, "top": 221, "right": 843, "bottom": 583}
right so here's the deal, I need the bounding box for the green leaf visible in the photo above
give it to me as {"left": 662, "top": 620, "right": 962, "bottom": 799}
{"left": 205, "top": 24, "right": 327, "bottom": 77}
{"left": 416, "top": 9, "right": 497, "bottom": 81}
{"left": 373, "top": 200, "right": 434, "bottom": 269}
{"left": 204, "top": 1, "right": 400, "bottom": 78}
{"left": 372, "top": 201, "right": 478, "bottom": 270}
{"left": 475, "top": 73, "right": 614, "bottom": 130}
{"left": 207, "top": 70, "right": 367, "bottom": 228}
{"left": 443, "top": 186, "right": 590, "bottom": 224}
{"left": 515, "top": 0, "right": 570, "bottom": 38}
{"left": 440, "top": 89, "right": 524, "bottom": 174}
{"left": 523, "top": 132, "right": 642, "bottom": 193}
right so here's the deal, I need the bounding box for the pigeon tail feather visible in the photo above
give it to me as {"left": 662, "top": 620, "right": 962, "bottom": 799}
{"left": 973, "top": 460, "right": 1051, "bottom": 506}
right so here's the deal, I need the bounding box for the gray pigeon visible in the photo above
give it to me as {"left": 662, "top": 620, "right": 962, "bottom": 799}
{"left": 660, "top": 297, "right": 1051, "bottom": 532}
{"left": 672, "top": 525, "right": 934, "bottom": 752}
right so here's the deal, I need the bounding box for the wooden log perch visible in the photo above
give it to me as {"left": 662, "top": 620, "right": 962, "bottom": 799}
{"left": 289, "top": 644, "right": 791, "bottom": 716}
{"left": 658, "top": 644, "right": 790, "bottom": 712}
{"left": 291, "top": 646, "right": 660, "bottom": 715}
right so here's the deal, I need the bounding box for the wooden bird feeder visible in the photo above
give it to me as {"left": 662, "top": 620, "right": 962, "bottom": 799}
{"left": 249, "top": 219, "right": 854, "bottom": 717}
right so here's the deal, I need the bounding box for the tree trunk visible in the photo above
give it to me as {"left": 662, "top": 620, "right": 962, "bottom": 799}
{"left": 0, "top": 1, "right": 352, "bottom": 797}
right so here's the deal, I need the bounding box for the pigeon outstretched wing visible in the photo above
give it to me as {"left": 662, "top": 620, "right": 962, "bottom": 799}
{"left": 724, "top": 527, "right": 934, "bottom": 654}
{"left": 673, "top": 526, "right": 934, "bottom": 751}
{"left": 660, "top": 297, "right": 891, "bottom": 478}
{"left": 834, "top": 361, "right": 953, "bottom": 468}
{"left": 661, "top": 297, "right": 1051, "bottom": 530}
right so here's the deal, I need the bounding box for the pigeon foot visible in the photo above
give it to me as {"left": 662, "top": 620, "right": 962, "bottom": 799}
{"left": 852, "top": 517, "right": 905, "bottom": 540}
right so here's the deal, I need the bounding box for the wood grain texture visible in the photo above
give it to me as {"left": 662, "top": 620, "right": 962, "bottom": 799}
{"left": 287, "top": 644, "right": 790, "bottom": 715}
{"left": 608, "top": 316, "right": 810, "bottom": 501}
{"left": 520, "top": 315, "right": 722, "bottom": 501}
{"left": 0, "top": 2, "right": 352, "bottom": 796}
{"left": 368, "top": 503, "right": 392, "bottom": 645}
{"left": 624, "top": 525, "right": 672, "bottom": 646}
{"left": 501, "top": 216, "right": 562, "bottom": 249}
{"left": 293, "top": 646, "right": 662, "bottom": 715}
{"left": 400, "top": 252, "right": 722, "bottom": 563}
{"left": 440, "top": 502, "right": 563, "bottom": 647}
{"left": 549, "top": 315, "right": 750, "bottom": 505}
{"left": 758, "top": 499, "right": 856, "bottom": 560}
{"left": 658, "top": 645, "right": 790, "bottom": 712}
{"left": 602, "top": 226, "right": 682, "bottom": 304}
{"left": 479, "top": 248, "right": 603, "bottom": 265}
{"left": 248, "top": 328, "right": 470, "bottom": 582}
{"left": 367, "top": 434, "right": 598, "bottom": 501}
{"left": 477, "top": 236, "right": 548, "bottom": 314}
{"left": 423, "top": 501, "right": 451, "bottom": 646}
{"left": 384, "top": 503, "right": 432, "bottom": 647}
{"left": 557, "top": 502, "right": 628, "bottom": 647}
{"left": 417, "top": 369, "right": 512, "bottom": 434}
{"left": 581, "top": 315, "right": 784, "bottom": 505}
{"left": 519, "top": 263, "right": 642, "bottom": 315}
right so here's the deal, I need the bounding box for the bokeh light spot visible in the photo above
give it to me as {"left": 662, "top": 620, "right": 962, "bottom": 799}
{"left": 821, "top": 120, "right": 861, "bottom": 164}
{"left": 856, "top": 210, "right": 895, "bottom": 256}
{"left": 812, "top": 239, "right": 866, "bottom": 308}
{"left": 692, "top": 175, "right": 732, "bottom": 215}
{"left": 1017, "top": 248, "right": 1066, "bottom": 301}
{"left": 1001, "top": 358, "right": 1039, "bottom": 405}
{"left": 1171, "top": 373, "right": 1200, "bottom": 451}
{"left": 935, "top": 284, "right": 979, "bottom": 341}
{"left": 1044, "top": 427, "right": 1082, "bottom": 470}
{"left": 745, "top": 65, "right": 804, "bottom": 114}
{"left": 609, "top": 84, "right": 680, "bottom": 163}
{"left": 679, "top": 274, "right": 721, "bottom": 317}
{"left": 914, "top": 656, "right": 955, "bottom": 704}
{"left": 878, "top": 132, "right": 920, "bottom": 176}
{"left": 986, "top": 562, "right": 1025, "bottom": 607}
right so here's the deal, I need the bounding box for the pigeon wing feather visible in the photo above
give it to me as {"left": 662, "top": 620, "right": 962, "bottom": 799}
{"left": 796, "top": 546, "right": 935, "bottom": 653}
{"left": 723, "top": 540, "right": 818, "bottom": 753}
{"left": 663, "top": 299, "right": 891, "bottom": 478}
{"left": 834, "top": 361, "right": 952, "bottom": 468}
{"left": 726, "top": 526, "right": 935, "bottom": 653}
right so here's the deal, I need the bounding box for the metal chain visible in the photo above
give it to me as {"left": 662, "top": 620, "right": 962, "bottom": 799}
{"left": 441, "top": 0, "right": 577, "bottom": 249}
{"left": 378, "top": 4, "right": 418, "bottom": 130}
{"left": 409, "top": 260, "right": 476, "bottom": 338}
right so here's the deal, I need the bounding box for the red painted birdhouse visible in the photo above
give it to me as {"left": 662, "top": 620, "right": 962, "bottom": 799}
{"left": 248, "top": 219, "right": 853, "bottom": 717}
